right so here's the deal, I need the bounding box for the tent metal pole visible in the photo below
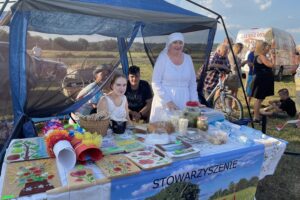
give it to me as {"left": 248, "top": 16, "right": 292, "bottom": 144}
{"left": 185, "top": 0, "right": 254, "bottom": 128}
{"left": 0, "top": 0, "right": 10, "bottom": 16}
{"left": 125, "top": 38, "right": 134, "bottom": 66}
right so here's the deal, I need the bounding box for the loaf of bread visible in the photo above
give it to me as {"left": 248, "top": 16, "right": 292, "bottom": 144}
{"left": 147, "top": 122, "right": 175, "bottom": 134}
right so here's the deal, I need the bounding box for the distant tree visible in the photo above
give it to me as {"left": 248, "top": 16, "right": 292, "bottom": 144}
{"left": 222, "top": 189, "right": 230, "bottom": 196}
{"left": 54, "top": 37, "right": 69, "bottom": 50}
{"left": 130, "top": 42, "right": 144, "bottom": 51}
{"left": 248, "top": 177, "right": 259, "bottom": 187}
{"left": 209, "top": 189, "right": 223, "bottom": 200}
{"left": 87, "top": 42, "right": 101, "bottom": 51}
{"left": 228, "top": 181, "right": 236, "bottom": 193}
{"left": 49, "top": 38, "right": 54, "bottom": 50}
{"left": 146, "top": 182, "right": 200, "bottom": 200}
{"left": 100, "top": 39, "right": 118, "bottom": 51}
{"left": 236, "top": 178, "right": 248, "bottom": 191}
{"left": 78, "top": 38, "right": 89, "bottom": 51}
{"left": 209, "top": 177, "right": 259, "bottom": 200}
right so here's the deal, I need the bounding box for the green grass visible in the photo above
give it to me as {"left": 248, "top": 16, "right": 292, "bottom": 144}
{"left": 237, "top": 76, "right": 300, "bottom": 200}
{"left": 237, "top": 76, "right": 300, "bottom": 151}
{"left": 214, "top": 187, "right": 257, "bottom": 200}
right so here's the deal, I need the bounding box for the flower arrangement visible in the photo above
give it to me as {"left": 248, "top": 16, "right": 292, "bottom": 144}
{"left": 45, "top": 130, "right": 72, "bottom": 157}
{"left": 74, "top": 132, "right": 102, "bottom": 147}
{"left": 42, "top": 119, "right": 64, "bottom": 135}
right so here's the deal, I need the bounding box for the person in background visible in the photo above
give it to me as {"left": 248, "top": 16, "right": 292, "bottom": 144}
{"left": 76, "top": 64, "right": 111, "bottom": 115}
{"left": 196, "top": 39, "right": 232, "bottom": 105}
{"left": 226, "top": 43, "right": 247, "bottom": 107}
{"left": 260, "top": 88, "right": 296, "bottom": 118}
{"left": 125, "top": 65, "right": 153, "bottom": 122}
{"left": 245, "top": 43, "right": 256, "bottom": 104}
{"left": 150, "top": 32, "right": 198, "bottom": 122}
{"left": 97, "top": 73, "right": 131, "bottom": 123}
{"left": 32, "top": 44, "right": 42, "bottom": 57}
{"left": 69, "top": 64, "right": 110, "bottom": 124}
{"left": 251, "top": 41, "right": 276, "bottom": 121}
{"left": 203, "top": 44, "right": 230, "bottom": 106}
{"left": 223, "top": 37, "right": 234, "bottom": 47}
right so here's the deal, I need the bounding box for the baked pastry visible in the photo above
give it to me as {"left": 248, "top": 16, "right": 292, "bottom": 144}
{"left": 147, "top": 122, "right": 175, "bottom": 134}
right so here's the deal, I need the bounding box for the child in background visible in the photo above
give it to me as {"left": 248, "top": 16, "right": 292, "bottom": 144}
{"left": 260, "top": 88, "right": 297, "bottom": 118}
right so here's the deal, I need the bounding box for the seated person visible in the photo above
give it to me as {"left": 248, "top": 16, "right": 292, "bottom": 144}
{"left": 97, "top": 73, "right": 131, "bottom": 123}
{"left": 69, "top": 65, "right": 110, "bottom": 123}
{"left": 260, "top": 88, "right": 297, "bottom": 118}
{"left": 125, "top": 65, "right": 153, "bottom": 122}
{"left": 76, "top": 64, "right": 111, "bottom": 114}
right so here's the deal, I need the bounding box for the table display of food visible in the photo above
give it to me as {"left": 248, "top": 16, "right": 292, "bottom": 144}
{"left": 0, "top": 105, "right": 286, "bottom": 200}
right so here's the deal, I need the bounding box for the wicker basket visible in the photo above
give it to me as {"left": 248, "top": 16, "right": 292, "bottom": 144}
{"left": 79, "top": 118, "right": 110, "bottom": 136}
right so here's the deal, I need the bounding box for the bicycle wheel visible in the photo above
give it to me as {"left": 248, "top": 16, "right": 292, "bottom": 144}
{"left": 213, "top": 94, "right": 243, "bottom": 121}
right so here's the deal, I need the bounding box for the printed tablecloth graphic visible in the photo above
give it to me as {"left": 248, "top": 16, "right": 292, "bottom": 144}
{"left": 111, "top": 145, "right": 265, "bottom": 200}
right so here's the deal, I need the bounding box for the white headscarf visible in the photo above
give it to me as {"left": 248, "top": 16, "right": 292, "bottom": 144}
{"left": 164, "top": 32, "right": 185, "bottom": 52}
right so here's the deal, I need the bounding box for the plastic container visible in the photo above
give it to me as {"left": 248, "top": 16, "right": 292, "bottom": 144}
{"left": 197, "top": 116, "right": 209, "bottom": 131}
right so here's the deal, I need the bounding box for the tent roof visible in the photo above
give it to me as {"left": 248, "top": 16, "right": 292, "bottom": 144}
{"left": 10, "top": 0, "right": 217, "bottom": 36}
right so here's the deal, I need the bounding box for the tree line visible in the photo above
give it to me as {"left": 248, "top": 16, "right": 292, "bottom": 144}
{"left": 0, "top": 29, "right": 210, "bottom": 54}
{"left": 209, "top": 177, "right": 259, "bottom": 200}
{"left": 146, "top": 182, "right": 200, "bottom": 200}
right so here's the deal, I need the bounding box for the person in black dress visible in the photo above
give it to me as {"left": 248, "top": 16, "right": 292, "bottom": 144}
{"left": 251, "top": 40, "right": 276, "bottom": 121}
{"left": 125, "top": 66, "right": 153, "bottom": 122}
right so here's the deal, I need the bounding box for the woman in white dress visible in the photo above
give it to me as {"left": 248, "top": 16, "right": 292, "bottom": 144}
{"left": 149, "top": 32, "right": 198, "bottom": 122}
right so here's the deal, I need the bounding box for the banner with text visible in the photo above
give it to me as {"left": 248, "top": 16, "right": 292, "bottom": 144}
{"left": 111, "top": 145, "right": 265, "bottom": 200}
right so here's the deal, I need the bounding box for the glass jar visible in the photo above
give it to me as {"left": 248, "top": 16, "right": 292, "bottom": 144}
{"left": 183, "top": 109, "right": 200, "bottom": 128}
{"left": 197, "top": 116, "right": 209, "bottom": 131}
{"left": 183, "top": 101, "right": 200, "bottom": 128}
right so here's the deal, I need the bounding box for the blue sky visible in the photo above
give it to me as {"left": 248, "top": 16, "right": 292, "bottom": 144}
{"left": 167, "top": 0, "right": 300, "bottom": 44}
{"left": 3, "top": 0, "right": 300, "bottom": 45}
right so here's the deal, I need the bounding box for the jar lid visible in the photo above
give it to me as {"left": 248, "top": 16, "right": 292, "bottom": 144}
{"left": 186, "top": 101, "right": 199, "bottom": 107}
{"left": 198, "top": 116, "right": 208, "bottom": 120}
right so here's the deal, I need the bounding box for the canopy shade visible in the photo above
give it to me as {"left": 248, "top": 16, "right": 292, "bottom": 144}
{"left": 5, "top": 0, "right": 217, "bottom": 139}
{"left": 11, "top": 0, "right": 217, "bottom": 36}
{"left": 0, "top": 0, "right": 219, "bottom": 171}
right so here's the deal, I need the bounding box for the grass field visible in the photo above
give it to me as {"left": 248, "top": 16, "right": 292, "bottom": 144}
{"left": 214, "top": 187, "right": 257, "bottom": 200}
{"left": 238, "top": 76, "right": 300, "bottom": 200}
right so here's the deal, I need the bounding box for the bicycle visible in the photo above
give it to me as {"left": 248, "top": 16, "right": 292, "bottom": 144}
{"left": 205, "top": 67, "right": 244, "bottom": 121}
